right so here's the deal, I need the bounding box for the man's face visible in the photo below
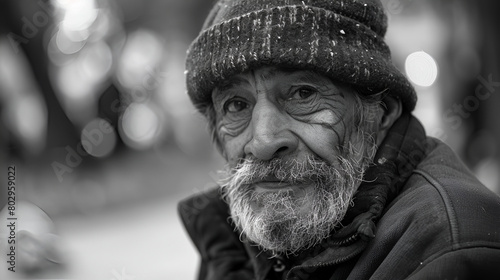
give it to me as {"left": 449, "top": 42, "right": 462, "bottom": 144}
{"left": 212, "top": 67, "right": 380, "bottom": 254}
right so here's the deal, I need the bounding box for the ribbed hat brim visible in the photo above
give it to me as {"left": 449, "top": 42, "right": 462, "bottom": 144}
{"left": 186, "top": 5, "right": 416, "bottom": 111}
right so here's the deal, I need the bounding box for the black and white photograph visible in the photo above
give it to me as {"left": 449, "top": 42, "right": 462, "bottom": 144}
{"left": 1, "top": 0, "right": 499, "bottom": 279}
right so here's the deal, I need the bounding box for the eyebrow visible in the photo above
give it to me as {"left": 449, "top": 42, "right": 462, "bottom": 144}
{"left": 283, "top": 70, "right": 347, "bottom": 97}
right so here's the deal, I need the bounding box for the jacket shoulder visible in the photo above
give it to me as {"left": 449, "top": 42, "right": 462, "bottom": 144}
{"left": 352, "top": 138, "right": 500, "bottom": 279}
{"left": 411, "top": 138, "right": 500, "bottom": 245}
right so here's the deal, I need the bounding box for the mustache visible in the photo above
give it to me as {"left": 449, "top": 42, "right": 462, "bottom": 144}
{"left": 221, "top": 156, "right": 342, "bottom": 187}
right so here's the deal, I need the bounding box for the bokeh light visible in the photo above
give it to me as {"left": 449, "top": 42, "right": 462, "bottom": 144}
{"left": 56, "top": 62, "right": 93, "bottom": 101}
{"left": 54, "top": 29, "right": 87, "bottom": 55}
{"left": 405, "top": 51, "right": 439, "bottom": 87}
{"left": 3, "top": 95, "right": 47, "bottom": 155}
{"left": 116, "top": 30, "right": 164, "bottom": 90}
{"left": 79, "top": 41, "right": 113, "bottom": 83}
{"left": 12, "top": 95, "right": 46, "bottom": 141}
{"left": 119, "top": 103, "right": 161, "bottom": 150}
{"left": 61, "top": 2, "right": 98, "bottom": 32}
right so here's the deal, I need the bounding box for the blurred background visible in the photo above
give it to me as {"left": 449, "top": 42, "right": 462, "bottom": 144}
{"left": 0, "top": 0, "right": 498, "bottom": 279}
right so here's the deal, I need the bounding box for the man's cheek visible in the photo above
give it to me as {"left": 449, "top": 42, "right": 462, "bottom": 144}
{"left": 223, "top": 137, "right": 248, "bottom": 166}
{"left": 289, "top": 107, "right": 341, "bottom": 128}
{"left": 309, "top": 109, "right": 337, "bottom": 125}
{"left": 290, "top": 115, "right": 348, "bottom": 164}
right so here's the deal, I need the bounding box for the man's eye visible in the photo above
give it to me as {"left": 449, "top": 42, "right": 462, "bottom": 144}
{"left": 290, "top": 86, "right": 317, "bottom": 100}
{"left": 224, "top": 99, "right": 249, "bottom": 113}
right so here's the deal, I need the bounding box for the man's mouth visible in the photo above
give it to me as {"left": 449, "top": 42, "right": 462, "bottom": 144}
{"left": 253, "top": 181, "right": 291, "bottom": 191}
{"left": 250, "top": 175, "right": 311, "bottom": 193}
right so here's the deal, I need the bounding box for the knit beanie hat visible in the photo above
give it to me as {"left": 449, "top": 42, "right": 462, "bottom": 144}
{"left": 185, "top": 0, "right": 417, "bottom": 112}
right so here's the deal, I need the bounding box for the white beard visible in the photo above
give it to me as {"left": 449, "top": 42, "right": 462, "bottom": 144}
{"left": 220, "top": 152, "right": 372, "bottom": 255}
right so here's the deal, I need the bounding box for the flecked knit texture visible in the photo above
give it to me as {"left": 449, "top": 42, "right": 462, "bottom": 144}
{"left": 186, "top": 0, "right": 417, "bottom": 111}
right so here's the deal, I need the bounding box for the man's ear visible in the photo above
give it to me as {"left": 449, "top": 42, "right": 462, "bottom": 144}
{"left": 376, "top": 96, "right": 403, "bottom": 146}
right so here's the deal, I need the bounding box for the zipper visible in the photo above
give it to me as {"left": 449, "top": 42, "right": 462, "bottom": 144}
{"left": 327, "top": 232, "right": 359, "bottom": 246}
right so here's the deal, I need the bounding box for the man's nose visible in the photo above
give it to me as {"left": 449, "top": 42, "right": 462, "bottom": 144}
{"left": 244, "top": 100, "right": 298, "bottom": 161}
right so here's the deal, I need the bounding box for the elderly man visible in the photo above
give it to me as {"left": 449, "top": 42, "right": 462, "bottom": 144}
{"left": 178, "top": 0, "right": 500, "bottom": 279}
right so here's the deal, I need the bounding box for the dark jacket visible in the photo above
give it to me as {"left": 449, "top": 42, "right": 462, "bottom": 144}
{"left": 178, "top": 116, "right": 500, "bottom": 280}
